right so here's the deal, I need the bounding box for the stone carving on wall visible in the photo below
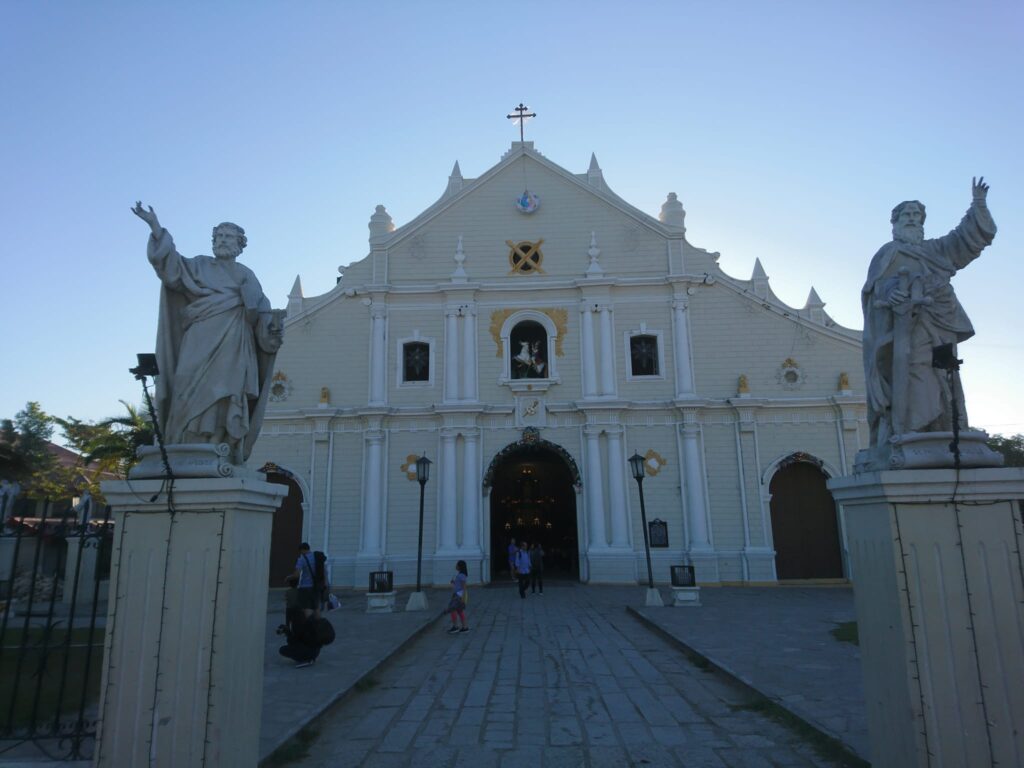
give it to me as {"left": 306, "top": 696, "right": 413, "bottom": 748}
{"left": 132, "top": 202, "right": 284, "bottom": 468}
{"left": 777, "top": 358, "right": 805, "bottom": 390}
{"left": 857, "top": 178, "right": 1003, "bottom": 471}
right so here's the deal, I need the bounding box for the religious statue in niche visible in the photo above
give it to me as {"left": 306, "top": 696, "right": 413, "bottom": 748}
{"left": 858, "top": 178, "right": 1003, "bottom": 470}
{"left": 510, "top": 320, "right": 548, "bottom": 379}
{"left": 132, "top": 202, "right": 284, "bottom": 465}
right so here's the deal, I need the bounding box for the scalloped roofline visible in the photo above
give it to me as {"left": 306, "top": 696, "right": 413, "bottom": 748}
{"left": 377, "top": 143, "right": 682, "bottom": 252}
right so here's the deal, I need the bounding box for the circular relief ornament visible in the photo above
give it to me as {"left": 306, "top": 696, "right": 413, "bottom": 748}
{"left": 515, "top": 190, "right": 540, "bottom": 214}
{"left": 269, "top": 371, "right": 292, "bottom": 402}
{"left": 776, "top": 358, "right": 805, "bottom": 390}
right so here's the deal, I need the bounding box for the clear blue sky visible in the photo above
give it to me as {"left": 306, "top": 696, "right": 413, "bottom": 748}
{"left": 3, "top": 1, "right": 1022, "bottom": 437}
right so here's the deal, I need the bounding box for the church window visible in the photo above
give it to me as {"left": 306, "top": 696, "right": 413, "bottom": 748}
{"left": 630, "top": 334, "right": 660, "bottom": 377}
{"left": 403, "top": 342, "right": 430, "bottom": 382}
{"left": 510, "top": 321, "right": 548, "bottom": 379}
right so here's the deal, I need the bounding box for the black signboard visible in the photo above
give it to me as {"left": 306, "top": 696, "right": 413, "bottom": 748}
{"left": 648, "top": 518, "right": 669, "bottom": 548}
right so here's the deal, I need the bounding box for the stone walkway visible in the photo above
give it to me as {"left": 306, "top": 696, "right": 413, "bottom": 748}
{"left": 266, "top": 583, "right": 864, "bottom": 767}
{"left": 632, "top": 586, "right": 867, "bottom": 761}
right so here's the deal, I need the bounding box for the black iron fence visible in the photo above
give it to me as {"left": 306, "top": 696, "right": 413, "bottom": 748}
{"left": 0, "top": 495, "right": 112, "bottom": 762}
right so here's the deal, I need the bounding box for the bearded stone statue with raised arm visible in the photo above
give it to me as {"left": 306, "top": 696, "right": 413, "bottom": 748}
{"left": 132, "top": 202, "right": 284, "bottom": 474}
{"left": 857, "top": 178, "right": 1003, "bottom": 471}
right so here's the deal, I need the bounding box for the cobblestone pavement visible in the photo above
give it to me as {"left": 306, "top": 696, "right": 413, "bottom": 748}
{"left": 274, "top": 584, "right": 851, "bottom": 768}
{"left": 633, "top": 587, "right": 866, "bottom": 761}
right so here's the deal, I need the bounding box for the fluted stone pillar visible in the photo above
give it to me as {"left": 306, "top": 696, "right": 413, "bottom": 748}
{"left": 360, "top": 429, "right": 385, "bottom": 555}
{"left": 581, "top": 306, "right": 598, "bottom": 398}
{"left": 438, "top": 429, "right": 458, "bottom": 552}
{"left": 444, "top": 307, "right": 459, "bottom": 402}
{"left": 369, "top": 305, "right": 387, "bottom": 405}
{"left": 606, "top": 427, "right": 630, "bottom": 547}
{"left": 673, "top": 298, "right": 696, "bottom": 396}
{"left": 461, "top": 309, "right": 477, "bottom": 401}
{"left": 681, "top": 424, "right": 711, "bottom": 551}
{"left": 584, "top": 427, "right": 607, "bottom": 549}
{"left": 598, "top": 305, "right": 616, "bottom": 396}
{"left": 461, "top": 430, "right": 480, "bottom": 552}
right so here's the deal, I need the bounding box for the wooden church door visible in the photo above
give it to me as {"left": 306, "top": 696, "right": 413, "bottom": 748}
{"left": 769, "top": 462, "right": 843, "bottom": 579}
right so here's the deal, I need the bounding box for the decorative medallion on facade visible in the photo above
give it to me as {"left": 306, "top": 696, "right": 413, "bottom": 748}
{"left": 515, "top": 190, "right": 540, "bottom": 214}
{"left": 643, "top": 449, "right": 667, "bottom": 477}
{"left": 506, "top": 239, "right": 545, "bottom": 274}
{"left": 777, "top": 358, "right": 805, "bottom": 390}
{"left": 400, "top": 454, "right": 421, "bottom": 481}
{"left": 269, "top": 371, "right": 292, "bottom": 402}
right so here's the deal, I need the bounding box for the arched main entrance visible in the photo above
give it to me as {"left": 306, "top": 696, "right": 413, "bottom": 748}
{"left": 485, "top": 431, "right": 580, "bottom": 581}
{"left": 262, "top": 465, "right": 305, "bottom": 587}
{"left": 768, "top": 456, "right": 843, "bottom": 579}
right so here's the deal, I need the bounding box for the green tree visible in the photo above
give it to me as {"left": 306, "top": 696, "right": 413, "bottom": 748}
{"left": 75, "top": 402, "right": 153, "bottom": 479}
{"left": 0, "top": 401, "right": 56, "bottom": 485}
{"left": 987, "top": 433, "right": 1024, "bottom": 467}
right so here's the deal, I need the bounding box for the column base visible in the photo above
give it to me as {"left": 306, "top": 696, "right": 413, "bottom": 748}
{"left": 405, "top": 591, "right": 429, "bottom": 611}
{"left": 686, "top": 550, "right": 721, "bottom": 584}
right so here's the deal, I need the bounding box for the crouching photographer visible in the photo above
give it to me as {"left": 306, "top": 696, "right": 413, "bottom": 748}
{"left": 278, "top": 606, "right": 335, "bottom": 669}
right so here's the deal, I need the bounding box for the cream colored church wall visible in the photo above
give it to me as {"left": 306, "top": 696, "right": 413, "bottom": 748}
{"left": 268, "top": 295, "right": 372, "bottom": 409}
{"left": 622, "top": 421, "right": 684, "bottom": 549}
{"left": 688, "top": 285, "right": 861, "bottom": 399}
{"left": 612, "top": 290, "right": 678, "bottom": 401}
{"left": 387, "top": 163, "right": 668, "bottom": 284}
{"left": 383, "top": 298, "right": 445, "bottom": 408}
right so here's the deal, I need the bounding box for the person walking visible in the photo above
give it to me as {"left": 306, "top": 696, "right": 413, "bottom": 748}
{"left": 446, "top": 560, "right": 469, "bottom": 634}
{"left": 514, "top": 541, "right": 532, "bottom": 599}
{"left": 529, "top": 542, "right": 545, "bottom": 595}
{"left": 507, "top": 538, "right": 517, "bottom": 581}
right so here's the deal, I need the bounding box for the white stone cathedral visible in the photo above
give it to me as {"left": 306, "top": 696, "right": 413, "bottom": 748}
{"left": 250, "top": 141, "right": 867, "bottom": 588}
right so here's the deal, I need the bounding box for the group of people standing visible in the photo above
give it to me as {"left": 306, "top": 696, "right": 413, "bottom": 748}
{"left": 508, "top": 538, "right": 544, "bottom": 598}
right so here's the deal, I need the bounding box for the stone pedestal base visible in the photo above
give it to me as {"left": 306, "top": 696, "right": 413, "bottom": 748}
{"left": 96, "top": 476, "right": 285, "bottom": 768}
{"left": 854, "top": 429, "right": 1003, "bottom": 472}
{"left": 366, "top": 591, "right": 396, "bottom": 613}
{"left": 405, "top": 590, "right": 429, "bottom": 611}
{"left": 671, "top": 586, "right": 701, "bottom": 607}
{"left": 644, "top": 587, "right": 664, "bottom": 607}
{"left": 828, "top": 468, "right": 1024, "bottom": 768}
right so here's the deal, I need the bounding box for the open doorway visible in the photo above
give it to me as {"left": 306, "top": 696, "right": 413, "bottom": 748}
{"left": 769, "top": 460, "right": 843, "bottom": 579}
{"left": 489, "top": 445, "right": 579, "bottom": 581}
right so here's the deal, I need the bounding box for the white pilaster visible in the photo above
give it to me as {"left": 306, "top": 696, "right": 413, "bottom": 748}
{"left": 360, "top": 429, "right": 385, "bottom": 555}
{"left": 461, "top": 430, "right": 480, "bottom": 552}
{"left": 599, "top": 305, "right": 616, "bottom": 396}
{"left": 444, "top": 307, "right": 460, "bottom": 402}
{"left": 584, "top": 427, "right": 607, "bottom": 549}
{"left": 461, "top": 308, "right": 477, "bottom": 401}
{"left": 369, "top": 304, "right": 387, "bottom": 405}
{"left": 580, "top": 306, "right": 598, "bottom": 398}
{"left": 438, "top": 429, "right": 458, "bottom": 551}
{"left": 606, "top": 427, "right": 630, "bottom": 547}
{"left": 672, "top": 298, "right": 696, "bottom": 396}
{"left": 680, "top": 423, "right": 711, "bottom": 550}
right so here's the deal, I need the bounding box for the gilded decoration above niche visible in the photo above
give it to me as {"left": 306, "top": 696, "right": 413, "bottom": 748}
{"left": 489, "top": 308, "right": 568, "bottom": 358}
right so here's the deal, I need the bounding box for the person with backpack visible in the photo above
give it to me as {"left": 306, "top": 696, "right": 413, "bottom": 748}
{"left": 289, "top": 542, "right": 320, "bottom": 617}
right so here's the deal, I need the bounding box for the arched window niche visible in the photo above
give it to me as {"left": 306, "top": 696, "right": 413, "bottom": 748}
{"left": 499, "top": 310, "right": 561, "bottom": 391}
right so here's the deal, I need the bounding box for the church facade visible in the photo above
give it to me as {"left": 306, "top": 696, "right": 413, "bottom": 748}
{"left": 249, "top": 142, "right": 867, "bottom": 587}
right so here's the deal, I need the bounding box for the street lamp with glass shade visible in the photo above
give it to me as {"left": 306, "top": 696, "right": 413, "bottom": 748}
{"left": 628, "top": 451, "right": 664, "bottom": 607}
{"left": 406, "top": 454, "right": 432, "bottom": 611}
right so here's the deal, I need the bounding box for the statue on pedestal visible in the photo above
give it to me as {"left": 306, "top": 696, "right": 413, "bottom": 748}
{"left": 132, "top": 203, "right": 284, "bottom": 469}
{"left": 858, "top": 178, "right": 1002, "bottom": 470}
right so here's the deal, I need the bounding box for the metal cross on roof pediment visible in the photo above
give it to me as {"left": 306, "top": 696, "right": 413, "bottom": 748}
{"left": 506, "top": 103, "right": 537, "bottom": 142}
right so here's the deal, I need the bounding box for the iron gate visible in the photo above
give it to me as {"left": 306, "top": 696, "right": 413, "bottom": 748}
{"left": 0, "top": 495, "right": 112, "bottom": 761}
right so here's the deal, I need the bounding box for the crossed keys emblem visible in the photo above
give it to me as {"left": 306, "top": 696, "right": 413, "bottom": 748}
{"left": 506, "top": 239, "right": 545, "bottom": 274}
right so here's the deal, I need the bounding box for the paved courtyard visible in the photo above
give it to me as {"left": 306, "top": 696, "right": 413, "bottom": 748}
{"left": 267, "top": 584, "right": 860, "bottom": 768}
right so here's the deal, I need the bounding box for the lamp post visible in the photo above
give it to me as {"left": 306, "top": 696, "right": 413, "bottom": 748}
{"left": 628, "top": 451, "right": 664, "bottom": 607}
{"left": 406, "top": 454, "right": 432, "bottom": 611}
